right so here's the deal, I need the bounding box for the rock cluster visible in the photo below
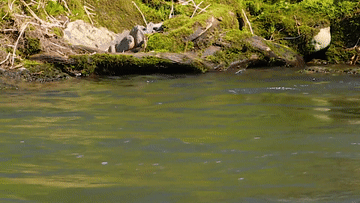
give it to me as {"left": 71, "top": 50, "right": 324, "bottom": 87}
{"left": 109, "top": 22, "right": 163, "bottom": 53}
{"left": 63, "top": 20, "right": 163, "bottom": 53}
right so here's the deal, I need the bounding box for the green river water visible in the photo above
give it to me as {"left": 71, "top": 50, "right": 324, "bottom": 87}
{"left": 1, "top": 68, "right": 360, "bottom": 202}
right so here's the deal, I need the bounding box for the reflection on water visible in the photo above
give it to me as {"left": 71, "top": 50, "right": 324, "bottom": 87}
{"left": 1, "top": 69, "right": 360, "bottom": 202}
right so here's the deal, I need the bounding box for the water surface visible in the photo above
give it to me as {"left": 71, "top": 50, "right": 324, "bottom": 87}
{"left": 1, "top": 68, "right": 360, "bottom": 202}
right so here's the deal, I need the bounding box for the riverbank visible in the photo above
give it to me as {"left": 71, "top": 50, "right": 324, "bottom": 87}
{"left": 0, "top": 0, "right": 359, "bottom": 82}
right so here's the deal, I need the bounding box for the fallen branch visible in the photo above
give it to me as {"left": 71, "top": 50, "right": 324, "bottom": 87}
{"left": 0, "top": 53, "right": 11, "bottom": 65}
{"left": 11, "top": 22, "right": 30, "bottom": 68}
{"left": 242, "top": 9, "right": 254, "bottom": 35}
{"left": 132, "top": 1, "right": 147, "bottom": 26}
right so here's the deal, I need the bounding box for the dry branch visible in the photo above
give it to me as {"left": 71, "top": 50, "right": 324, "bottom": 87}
{"left": 11, "top": 22, "right": 30, "bottom": 68}
{"left": 61, "top": 0, "right": 72, "bottom": 15}
{"left": 169, "top": 0, "right": 174, "bottom": 19}
{"left": 242, "top": 9, "right": 254, "bottom": 35}
{"left": 132, "top": 1, "right": 147, "bottom": 26}
{"left": 191, "top": 1, "right": 203, "bottom": 18}
{"left": 84, "top": 5, "right": 96, "bottom": 25}
{"left": 197, "top": 4, "right": 210, "bottom": 15}
{"left": 0, "top": 53, "right": 11, "bottom": 65}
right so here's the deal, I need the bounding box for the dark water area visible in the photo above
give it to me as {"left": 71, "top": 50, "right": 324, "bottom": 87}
{"left": 1, "top": 67, "right": 360, "bottom": 202}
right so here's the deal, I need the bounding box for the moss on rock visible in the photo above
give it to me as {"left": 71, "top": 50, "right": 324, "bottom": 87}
{"left": 69, "top": 53, "right": 205, "bottom": 76}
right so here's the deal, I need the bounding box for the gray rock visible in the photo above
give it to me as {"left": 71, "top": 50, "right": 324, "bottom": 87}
{"left": 144, "top": 22, "right": 163, "bottom": 34}
{"left": 115, "top": 35, "right": 135, "bottom": 52}
{"left": 63, "top": 20, "right": 117, "bottom": 51}
{"left": 17, "top": 67, "right": 30, "bottom": 75}
{"left": 202, "top": 46, "right": 221, "bottom": 58}
{"left": 130, "top": 25, "right": 146, "bottom": 48}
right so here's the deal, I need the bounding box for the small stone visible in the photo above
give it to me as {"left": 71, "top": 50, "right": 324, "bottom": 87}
{"left": 101, "top": 162, "right": 108, "bottom": 165}
{"left": 20, "top": 140, "right": 24, "bottom": 143}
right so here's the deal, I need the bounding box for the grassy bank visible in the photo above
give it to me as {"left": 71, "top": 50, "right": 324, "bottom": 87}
{"left": 0, "top": 0, "right": 359, "bottom": 79}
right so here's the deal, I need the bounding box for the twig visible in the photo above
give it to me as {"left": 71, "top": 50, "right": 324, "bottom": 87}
{"left": 294, "top": 15, "right": 300, "bottom": 36}
{"left": 13, "top": 14, "right": 32, "bottom": 18}
{"left": 20, "top": 0, "right": 62, "bottom": 28}
{"left": 0, "top": 29, "right": 17, "bottom": 32}
{"left": 50, "top": 42, "right": 67, "bottom": 49}
{"left": 2, "top": 12, "right": 8, "bottom": 20}
{"left": 242, "top": 9, "right": 254, "bottom": 35}
{"left": 191, "top": 1, "right": 203, "bottom": 18}
{"left": 169, "top": 0, "right": 174, "bottom": 19}
{"left": 61, "top": 0, "right": 72, "bottom": 15}
{"left": 8, "top": 0, "right": 16, "bottom": 11}
{"left": 192, "top": 21, "right": 213, "bottom": 41}
{"left": 197, "top": 4, "right": 210, "bottom": 15}
{"left": 132, "top": 1, "right": 147, "bottom": 26}
{"left": 0, "top": 53, "right": 11, "bottom": 65}
{"left": 11, "top": 22, "right": 30, "bottom": 68}
{"left": 84, "top": 5, "right": 96, "bottom": 25}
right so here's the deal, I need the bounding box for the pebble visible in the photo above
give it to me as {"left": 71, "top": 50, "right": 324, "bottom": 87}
{"left": 238, "top": 178, "right": 244, "bottom": 180}
{"left": 20, "top": 140, "right": 24, "bottom": 143}
{"left": 101, "top": 162, "right": 108, "bottom": 165}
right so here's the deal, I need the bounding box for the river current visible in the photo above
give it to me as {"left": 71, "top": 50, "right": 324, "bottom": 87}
{"left": 1, "top": 68, "right": 360, "bottom": 202}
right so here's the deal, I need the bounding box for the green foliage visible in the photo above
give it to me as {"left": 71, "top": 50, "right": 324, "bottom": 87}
{"left": 45, "top": 1, "right": 66, "bottom": 16}
{"left": 21, "top": 37, "right": 41, "bottom": 56}
{"left": 52, "top": 27, "right": 63, "bottom": 37}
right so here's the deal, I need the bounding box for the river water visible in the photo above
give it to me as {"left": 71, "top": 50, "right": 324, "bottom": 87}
{"left": 1, "top": 68, "right": 360, "bottom": 202}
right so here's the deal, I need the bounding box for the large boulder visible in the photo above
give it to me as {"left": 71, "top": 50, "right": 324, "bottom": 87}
{"left": 63, "top": 20, "right": 117, "bottom": 51}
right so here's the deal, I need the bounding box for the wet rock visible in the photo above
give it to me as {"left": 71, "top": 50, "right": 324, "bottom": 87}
{"left": 115, "top": 35, "right": 135, "bottom": 52}
{"left": 245, "top": 36, "right": 305, "bottom": 67}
